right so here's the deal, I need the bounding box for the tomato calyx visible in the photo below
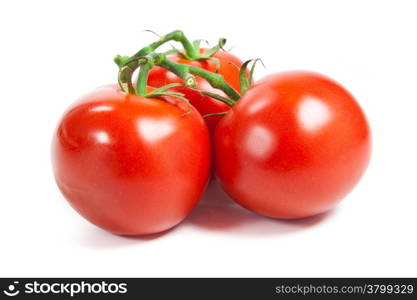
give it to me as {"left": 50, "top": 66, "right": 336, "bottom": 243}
{"left": 238, "top": 58, "right": 264, "bottom": 96}
{"left": 202, "top": 111, "right": 228, "bottom": 119}
{"left": 187, "top": 38, "right": 226, "bottom": 72}
{"left": 189, "top": 88, "right": 236, "bottom": 107}
{"left": 117, "top": 56, "right": 192, "bottom": 115}
{"left": 188, "top": 58, "right": 265, "bottom": 113}
{"left": 146, "top": 83, "right": 193, "bottom": 116}
{"left": 117, "top": 56, "right": 149, "bottom": 94}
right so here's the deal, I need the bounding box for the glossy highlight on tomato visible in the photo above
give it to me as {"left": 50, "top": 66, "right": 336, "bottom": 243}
{"left": 52, "top": 85, "right": 210, "bottom": 235}
{"left": 214, "top": 71, "right": 371, "bottom": 219}
{"left": 148, "top": 50, "right": 244, "bottom": 132}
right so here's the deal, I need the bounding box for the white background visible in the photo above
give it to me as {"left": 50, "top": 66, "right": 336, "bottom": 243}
{"left": 0, "top": 0, "right": 416, "bottom": 277}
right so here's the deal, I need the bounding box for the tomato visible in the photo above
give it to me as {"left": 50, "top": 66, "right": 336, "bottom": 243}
{"left": 52, "top": 85, "right": 210, "bottom": 235}
{"left": 214, "top": 71, "right": 371, "bottom": 219}
{"left": 147, "top": 50, "right": 244, "bottom": 132}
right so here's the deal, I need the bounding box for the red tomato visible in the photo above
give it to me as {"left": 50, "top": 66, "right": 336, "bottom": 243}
{"left": 147, "top": 50, "right": 244, "bottom": 132}
{"left": 52, "top": 85, "right": 210, "bottom": 235}
{"left": 214, "top": 71, "right": 371, "bottom": 219}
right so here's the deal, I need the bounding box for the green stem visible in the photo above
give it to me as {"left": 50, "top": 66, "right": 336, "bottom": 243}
{"left": 114, "top": 31, "right": 200, "bottom": 81}
{"left": 156, "top": 54, "right": 240, "bottom": 102}
{"left": 136, "top": 61, "right": 153, "bottom": 96}
{"left": 118, "top": 65, "right": 135, "bottom": 94}
{"left": 134, "top": 30, "right": 199, "bottom": 59}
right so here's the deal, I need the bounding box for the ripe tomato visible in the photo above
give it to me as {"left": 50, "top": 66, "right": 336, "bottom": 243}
{"left": 52, "top": 85, "right": 210, "bottom": 235}
{"left": 214, "top": 71, "right": 371, "bottom": 219}
{"left": 147, "top": 50, "right": 244, "bottom": 132}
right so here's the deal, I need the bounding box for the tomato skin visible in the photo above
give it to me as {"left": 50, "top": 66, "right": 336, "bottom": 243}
{"left": 147, "top": 50, "right": 244, "bottom": 133}
{"left": 214, "top": 71, "right": 371, "bottom": 219}
{"left": 52, "top": 85, "right": 210, "bottom": 235}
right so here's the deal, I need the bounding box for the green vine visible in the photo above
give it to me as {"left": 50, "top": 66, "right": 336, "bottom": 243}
{"left": 114, "top": 30, "right": 258, "bottom": 108}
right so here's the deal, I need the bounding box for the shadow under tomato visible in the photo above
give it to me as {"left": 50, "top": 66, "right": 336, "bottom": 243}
{"left": 78, "top": 223, "right": 177, "bottom": 249}
{"left": 185, "top": 179, "right": 335, "bottom": 236}
{"left": 79, "top": 180, "right": 335, "bottom": 247}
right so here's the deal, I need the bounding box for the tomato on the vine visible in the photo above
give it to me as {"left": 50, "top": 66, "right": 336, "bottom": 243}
{"left": 148, "top": 50, "right": 244, "bottom": 132}
{"left": 214, "top": 71, "right": 371, "bottom": 219}
{"left": 52, "top": 85, "right": 210, "bottom": 235}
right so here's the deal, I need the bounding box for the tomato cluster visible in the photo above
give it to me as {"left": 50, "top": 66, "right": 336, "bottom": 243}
{"left": 52, "top": 31, "right": 371, "bottom": 235}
